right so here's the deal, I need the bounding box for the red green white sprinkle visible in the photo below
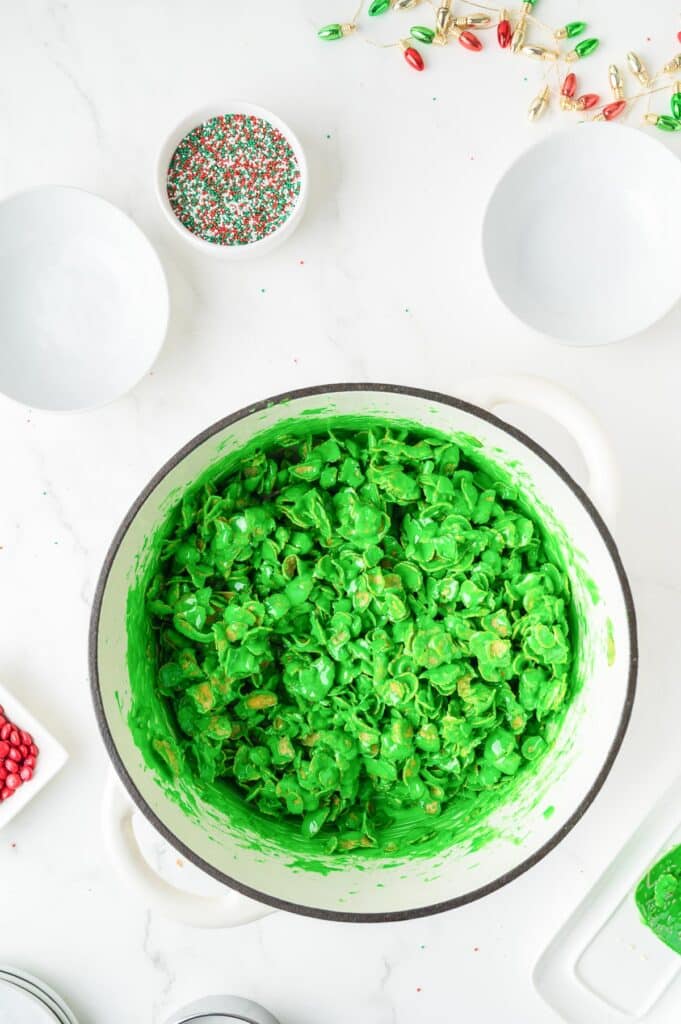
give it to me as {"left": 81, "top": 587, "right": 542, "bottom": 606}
{"left": 167, "top": 114, "right": 301, "bottom": 247}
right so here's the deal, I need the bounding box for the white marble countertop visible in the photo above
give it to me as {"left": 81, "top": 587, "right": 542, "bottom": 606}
{"left": 1, "top": 1, "right": 681, "bottom": 1021}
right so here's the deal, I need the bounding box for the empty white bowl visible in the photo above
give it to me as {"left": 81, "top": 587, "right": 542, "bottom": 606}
{"left": 482, "top": 124, "right": 681, "bottom": 345}
{"left": 0, "top": 967, "right": 78, "bottom": 1024}
{"left": 0, "top": 186, "right": 169, "bottom": 411}
{"left": 0, "top": 981, "right": 57, "bottom": 1024}
{"left": 156, "top": 103, "right": 308, "bottom": 259}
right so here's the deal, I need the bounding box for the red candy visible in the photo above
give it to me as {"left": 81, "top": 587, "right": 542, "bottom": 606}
{"left": 0, "top": 708, "right": 40, "bottom": 807}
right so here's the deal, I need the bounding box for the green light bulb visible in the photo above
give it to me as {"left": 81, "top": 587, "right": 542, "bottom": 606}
{"left": 671, "top": 91, "right": 681, "bottom": 120}
{"left": 575, "top": 37, "right": 599, "bottom": 58}
{"left": 657, "top": 115, "right": 681, "bottom": 132}
{"left": 565, "top": 21, "right": 586, "bottom": 38}
{"left": 318, "top": 23, "right": 344, "bottom": 40}
{"left": 410, "top": 25, "right": 435, "bottom": 43}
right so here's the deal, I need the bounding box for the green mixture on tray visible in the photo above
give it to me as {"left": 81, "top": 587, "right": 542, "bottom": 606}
{"left": 635, "top": 844, "right": 681, "bottom": 956}
{"left": 142, "top": 421, "right": 574, "bottom": 854}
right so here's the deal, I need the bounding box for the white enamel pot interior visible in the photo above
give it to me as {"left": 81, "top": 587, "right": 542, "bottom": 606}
{"left": 90, "top": 381, "right": 637, "bottom": 925}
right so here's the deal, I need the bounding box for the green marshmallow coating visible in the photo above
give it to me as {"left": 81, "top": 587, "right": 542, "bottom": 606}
{"left": 138, "top": 420, "right": 575, "bottom": 855}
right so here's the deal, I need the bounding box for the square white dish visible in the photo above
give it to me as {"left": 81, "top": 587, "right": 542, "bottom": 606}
{"left": 0, "top": 682, "right": 68, "bottom": 830}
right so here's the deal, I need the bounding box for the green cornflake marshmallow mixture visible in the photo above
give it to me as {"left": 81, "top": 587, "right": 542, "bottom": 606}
{"left": 636, "top": 844, "right": 681, "bottom": 955}
{"left": 142, "top": 422, "right": 574, "bottom": 855}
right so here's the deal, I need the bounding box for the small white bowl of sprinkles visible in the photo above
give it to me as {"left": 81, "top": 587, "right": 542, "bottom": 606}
{"left": 157, "top": 103, "right": 308, "bottom": 259}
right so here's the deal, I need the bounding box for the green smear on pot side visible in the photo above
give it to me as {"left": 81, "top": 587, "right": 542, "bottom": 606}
{"left": 606, "top": 617, "right": 616, "bottom": 667}
{"left": 636, "top": 845, "right": 681, "bottom": 955}
{"left": 126, "top": 412, "right": 596, "bottom": 872}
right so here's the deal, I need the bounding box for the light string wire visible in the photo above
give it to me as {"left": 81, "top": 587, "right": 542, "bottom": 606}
{"left": 350, "top": 0, "right": 364, "bottom": 25}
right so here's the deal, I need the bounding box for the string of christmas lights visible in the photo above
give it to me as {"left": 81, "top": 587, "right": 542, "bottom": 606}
{"left": 317, "top": 2, "right": 681, "bottom": 130}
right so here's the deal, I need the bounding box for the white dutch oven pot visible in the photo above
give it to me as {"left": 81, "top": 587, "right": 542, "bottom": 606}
{"left": 91, "top": 379, "right": 637, "bottom": 927}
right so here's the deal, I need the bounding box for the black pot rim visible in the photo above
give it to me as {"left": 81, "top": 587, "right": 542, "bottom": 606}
{"left": 89, "top": 382, "right": 638, "bottom": 924}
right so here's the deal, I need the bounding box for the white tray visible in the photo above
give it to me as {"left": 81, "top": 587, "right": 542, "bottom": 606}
{"left": 534, "top": 775, "right": 681, "bottom": 1022}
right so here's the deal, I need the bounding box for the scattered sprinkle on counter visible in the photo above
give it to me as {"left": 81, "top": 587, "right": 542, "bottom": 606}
{"left": 167, "top": 114, "right": 301, "bottom": 247}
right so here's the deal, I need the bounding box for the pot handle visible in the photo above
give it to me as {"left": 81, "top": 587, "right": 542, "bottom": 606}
{"left": 102, "top": 773, "right": 274, "bottom": 928}
{"left": 461, "top": 375, "right": 619, "bottom": 527}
